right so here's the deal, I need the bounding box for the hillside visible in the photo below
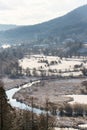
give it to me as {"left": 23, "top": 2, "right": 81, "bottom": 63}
{"left": 0, "top": 5, "right": 87, "bottom": 43}
{"left": 0, "top": 24, "right": 17, "bottom": 31}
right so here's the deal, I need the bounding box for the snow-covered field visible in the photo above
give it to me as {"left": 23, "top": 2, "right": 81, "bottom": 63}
{"left": 67, "top": 95, "right": 87, "bottom": 104}
{"left": 19, "top": 54, "right": 87, "bottom": 77}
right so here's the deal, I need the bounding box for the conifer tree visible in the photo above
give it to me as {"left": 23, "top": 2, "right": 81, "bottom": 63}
{"left": 0, "top": 81, "right": 12, "bottom": 130}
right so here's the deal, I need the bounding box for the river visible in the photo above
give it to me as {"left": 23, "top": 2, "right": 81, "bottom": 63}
{"left": 6, "top": 80, "right": 46, "bottom": 114}
{"left": 6, "top": 79, "right": 86, "bottom": 130}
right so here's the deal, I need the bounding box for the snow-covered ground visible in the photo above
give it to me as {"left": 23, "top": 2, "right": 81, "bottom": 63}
{"left": 1, "top": 44, "right": 11, "bottom": 49}
{"left": 67, "top": 95, "right": 87, "bottom": 104}
{"left": 55, "top": 128, "right": 78, "bottom": 130}
{"left": 78, "top": 124, "right": 87, "bottom": 128}
{"left": 19, "top": 54, "right": 87, "bottom": 77}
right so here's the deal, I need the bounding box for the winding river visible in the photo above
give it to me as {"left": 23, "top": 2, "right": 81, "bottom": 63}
{"left": 6, "top": 80, "right": 45, "bottom": 114}
{"left": 6, "top": 79, "right": 87, "bottom": 130}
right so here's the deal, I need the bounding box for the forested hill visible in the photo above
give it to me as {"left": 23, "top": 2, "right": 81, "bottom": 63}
{"left": 0, "top": 5, "right": 87, "bottom": 43}
{"left": 0, "top": 24, "right": 17, "bottom": 31}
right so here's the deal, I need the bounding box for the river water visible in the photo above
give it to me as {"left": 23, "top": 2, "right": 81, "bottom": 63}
{"left": 6, "top": 80, "right": 45, "bottom": 114}
{"left": 6, "top": 79, "right": 86, "bottom": 130}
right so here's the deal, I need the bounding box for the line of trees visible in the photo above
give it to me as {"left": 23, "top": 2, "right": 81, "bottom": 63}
{"left": 59, "top": 103, "right": 87, "bottom": 117}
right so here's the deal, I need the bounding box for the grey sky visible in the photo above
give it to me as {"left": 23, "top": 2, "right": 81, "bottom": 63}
{"left": 0, "top": 0, "right": 87, "bottom": 25}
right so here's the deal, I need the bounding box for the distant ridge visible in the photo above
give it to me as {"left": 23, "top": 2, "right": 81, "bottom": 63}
{"left": 0, "top": 5, "right": 87, "bottom": 43}
{"left": 0, "top": 24, "right": 17, "bottom": 31}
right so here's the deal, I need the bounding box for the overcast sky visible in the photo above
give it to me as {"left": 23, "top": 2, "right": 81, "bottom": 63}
{"left": 0, "top": 0, "right": 87, "bottom": 25}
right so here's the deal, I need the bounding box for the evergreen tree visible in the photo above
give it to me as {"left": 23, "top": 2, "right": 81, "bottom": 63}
{"left": 0, "top": 81, "right": 12, "bottom": 130}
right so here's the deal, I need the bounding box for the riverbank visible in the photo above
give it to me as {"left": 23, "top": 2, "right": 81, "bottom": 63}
{"left": 13, "top": 78, "right": 86, "bottom": 109}
{"left": 4, "top": 76, "right": 87, "bottom": 129}
{"left": 1, "top": 76, "right": 40, "bottom": 90}
{"left": 12, "top": 77, "right": 87, "bottom": 129}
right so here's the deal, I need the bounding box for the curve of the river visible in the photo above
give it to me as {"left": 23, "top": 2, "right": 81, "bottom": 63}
{"left": 6, "top": 79, "right": 85, "bottom": 130}
{"left": 6, "top": 80, "right": 45, "bottom": 114}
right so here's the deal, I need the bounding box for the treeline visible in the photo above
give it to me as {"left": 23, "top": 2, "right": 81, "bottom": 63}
{"left": 59, "top": 103, "right": 87, "bottom": 117}
{"left": 0, "top": 47, "right": 24, "bottom": 78}
{"left": 0, "top": 81, "right": 54, "bottom": 130}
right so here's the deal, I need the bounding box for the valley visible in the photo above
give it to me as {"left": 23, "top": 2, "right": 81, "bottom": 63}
{"left": 1, "top": 4, "right": 87, "bottom": 130}
{"left": 1, "top": 52, "right": 87, "bottom": 129}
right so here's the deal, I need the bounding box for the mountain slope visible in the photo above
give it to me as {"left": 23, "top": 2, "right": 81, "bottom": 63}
{"left": 0, "top": 5, "right": 87, "bottom": 42}
{"left": 0, "top": 24, "right": 17, "bottom": 31}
